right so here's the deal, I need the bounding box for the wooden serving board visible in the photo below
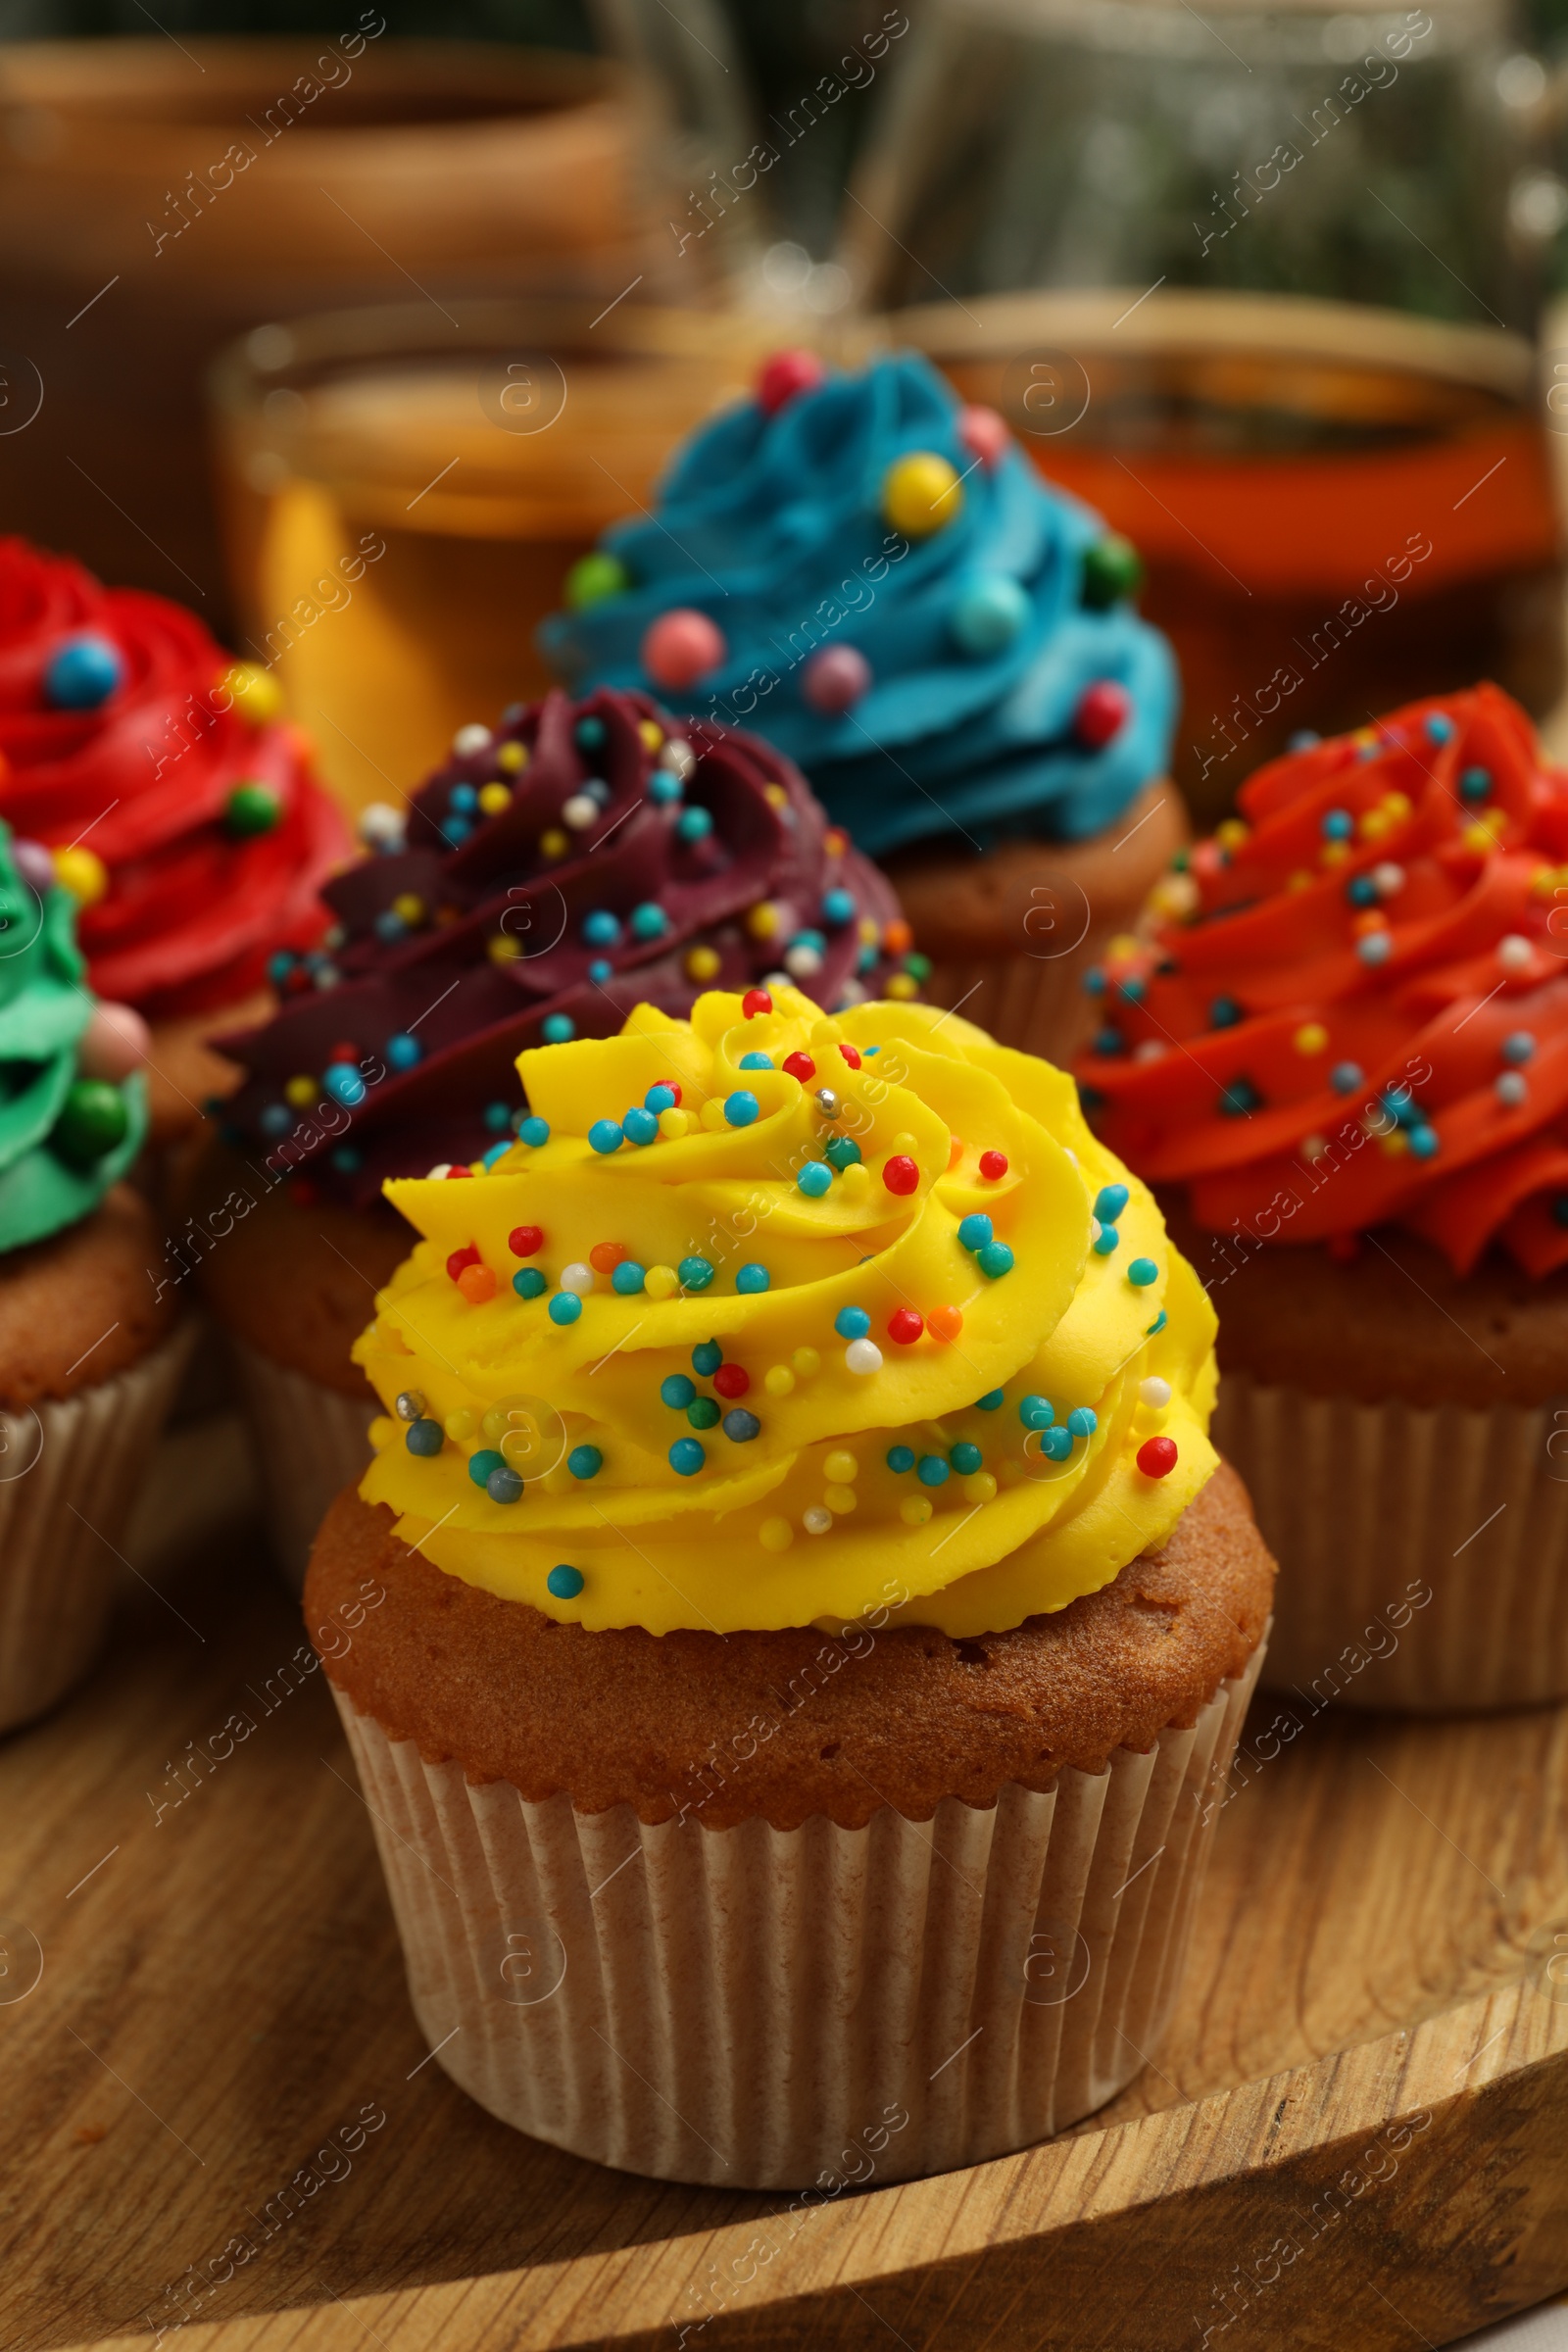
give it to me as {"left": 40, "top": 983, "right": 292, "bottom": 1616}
{"left": 2, "top": 1446, "right": 1566, "bottom": 2352}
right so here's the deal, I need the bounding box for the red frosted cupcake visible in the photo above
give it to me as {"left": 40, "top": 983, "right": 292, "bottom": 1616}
{"left": 1076, "top": 683, "right": 1568, "bottom": 1710}
{"left": 0, "top": 536, "right": 349, "bottom": 1141}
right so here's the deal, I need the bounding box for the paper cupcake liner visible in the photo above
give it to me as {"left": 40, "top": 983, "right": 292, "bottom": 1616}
{"left": 1213, "top": 1372, "right": 1568, "bottom": 1711}
{"left": 0, "top": 1323, "right": 196, "bottom": 1735}
{"left": 228, "top": 1337, "right": 377, "bottom": 1594}
{"left": 332, "top": 1633, "right": 1264, "bottom": 2189}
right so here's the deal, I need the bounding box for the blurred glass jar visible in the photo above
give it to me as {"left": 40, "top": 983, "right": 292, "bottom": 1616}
{"left": 845, "top": 0, "right": 1558, "bottom": 333}
{"left": 903, "top": 287, "right": 1564, "bottom": 822}
{"left": 0, "top": 38, "right": 681, "bottom": 622}
{"left": 208, "top": 300, "right": 798, "bottom": 813}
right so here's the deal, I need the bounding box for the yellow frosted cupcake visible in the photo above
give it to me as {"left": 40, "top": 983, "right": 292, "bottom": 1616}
{"left": 307, "top": 988, "right": 1273, "bottom": 2185}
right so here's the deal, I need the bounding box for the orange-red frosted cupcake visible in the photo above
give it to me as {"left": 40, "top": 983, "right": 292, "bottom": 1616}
{"left": 1076, "top": 683, "right": 1568, "bottom": 1710}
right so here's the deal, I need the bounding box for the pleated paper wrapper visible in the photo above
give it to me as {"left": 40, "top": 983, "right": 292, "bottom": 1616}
{"left": 332, "top": 1634, "right": 1264, "bottom": 2190}
{"left": 0, "top": 1323, "right": 196, "bottom": 1734}
{"left": 229, "top": 1337, "right": 377, "bottom": 1593}
{"left": 1214, "top": 1372, "right": 1568, "bottom": 1711}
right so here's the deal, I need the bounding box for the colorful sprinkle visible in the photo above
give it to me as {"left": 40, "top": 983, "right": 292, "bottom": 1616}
{"left": 669, "top": 1437, "right": 706, "bottom": 1476}
{"left": 957, "top": 1212, "right": 993, "bottom": 1252}
{"left": 1138, "top": 1435, "right": 1178, "bottom": 1478}
{"left": 687, "top": 1396, "right": 720, "bottom": 1429}
{"left": 887, "top": 1308, "right": 924, "bottom": 1345}
{"left": 735, "top": 1263, "right": 770, "bottom": 1293}
{"left": 513, "top": 1268, "right": 546, "bottom": 1298}
{"left": 612, "top": 1260, "right": 646, "bottom": 1294}
{"left": 824, "top": 1135, "right": 861, "bottom": 1171}
{"left": 405, "top": 1418, "right": 443, "bottom": 1455}
{"left": 725, "top": 1090, "right": 760, "bottom": 1127}
{"left": 797, "top": 1160, "right": 832, "bottom": 1197}
{"left": 692, "top": 1340, "right": 723, "bottom": 1375}
{"left": 927, "top": 1305, "right": 963, "bottom": 1342}
{"left": 976, "top": 1241, "right": 1014, "bottom": 1279}
{"left": 541, "top": 1015, "right": 574, "bottom": 1045}
{"left": 548, "top": 1564, "right": 585, "bottom": 1597}
{"left": 951, "top": 1441, "right": 983, "bottom": 1475}
{"left": 548, "top": 1293, "right": 582, "bottom": 1325}
{"left": 917, "top": 1454, "right": 950, "bottom": 1487}
{"left": 723, "top": 1408, "right": 760, "bottom": 1442}
{"left": 623, "top": 1105, "right": 660, "bottom": 1146}
{"left": 979, "top": 1151, "right": 1008, "bottom": 1180}
{"left": 1127, "top": 1257, "right": 1158, "bottom": 1287}
{"left": 783, "top": 1052, "right": 816, "bottom": 1083}
{"left": 835, "top": 1306, "right": 871, "bottom": 1339}
{"left": 567, "top": 1445, "right": 603, "bottom": 1479}
{"left": 1066, "top": 1407, "right": 1098, "bottom": 1438}
{"left": 882, "top": 1154, "right": 918, "bottom": 1196}
{"left": 845, "top": 1338, "right": 883, "bottom": 1375}
{"left": 1019, "top": 1396, "right": 1053, "bottom": 1429}
{"left": 712, "top": 1363, "right": 751, "bottom": 1398}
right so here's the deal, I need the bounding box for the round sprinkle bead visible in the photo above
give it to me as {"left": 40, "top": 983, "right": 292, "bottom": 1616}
{"left": 951, "top": 1441, "right": 983, "bottom": 1476}
{"left": 724, "top": 1090, "right": 760, "bottom": 1127}
{"left": 735, "top": 1263, "right": 770, "bottom": 1294}
{"left": 760, "top": 1517, "right": 794, "bottom": 1552}
{"left": 882, "top": 1154, "right": 918, "bottom": 1196}
{"left": 957, "top": 1212, "right": 993, "bottom": 1252}
{"left": 395, "top": 1391, "right": 427, "bottom": 1422}
{"left": 803, "top": 646, "right": 871, "bottom": 711}
{"left": 976, "top": 1241, "right": 1014, "bottom": 1279}
{"left": 514, "top": 1268, "right": 546, "bottom": 1299}
{"left": 687, "top": 1397, "right": 719, "bottom": 1429}
{"left": 712, "top": 1363, "right": 750, "bottom": 1398}
{"left": 1091, "top": 1223, "right": 1119, "bottom": 1256}
{"left": 662, "top": 1375, "right": 696, "bottom": 1410}
{"left": 642, "top": 609, "right": 726, "bottom": 690}
{"left": 549, "top": 1293, "right": 582, "bottom": 1325}
{"left": 887, "top": 1307, "right": 923, "bottom": 1346}
{"left": 541, "top": 1015, "right": 574, "bottom": 1045}
{"left": 1497, "top": 1071, "right": 1529, "bottom": 1106}
{"left": 518, "top": 1115, "right": 550, "bottom": 1147}
{"left": 546, "top": 1565, "right": 585, "bottom": 1600}
{"left": 723, "top": 1408, "right": 760, "bottom": 1443}
{"left": 797, "top": 1160, "right": 832, "bottom": 1198}
{"left": 1094, "top": 1183, "right": 1129, "bottom": 1223}
{"left": 917, "top": 1454, "right": 950, "bottom": 1487}
{"left": 1040, "top": 1427, "right": 1073, "bottom": 1461}
{"left": 622, "top": 1105, "right": 660, "bottom": 1147}
{"left": 783, "top": 1053, "right": 816, "bottom": 1083}
{"left": 487, "top": 1466, "right": 524, "bottom": 1504}
{"left": 405, "top": 1418, "right": 443, "bottom": 1456}
{"left": 669, "top": 1437, "right": 706, "bottom": 1476}
{"left": 803, "top": 1504, "right": 834, "bottom": 1536}
{"left": 692, "top": 1341, "right": 723, "bottom": 1377}
{"left": 887, "top": 1445, "right": 915, "bottom": 1473}
{"left": 979, "top": 1151, "right": 1008, "bottom": 1181}
{"left": 901, "top": 1495, "right": 933, "bottom": 1526}
{"left": 567, "top": 1445, "right": 603, "bottom": 1480}
{"left": 845, "top": 1338, "right": 883, "bottom": 1375}
{"left": 1019, "top": 1396, "right": 1053, "bottom": 1430}
{"left": 1137, "top": 1436, "right": 1179, "bottom": 1479}
{"left": 1127, "top": 1257, "right": 1158, "bottom": 1288}
{"left": 835, "top": 1306, "right": 871, "bottom": 1339}
{"left": 1140, "top": 1376, "right": 1172, "bottom": 1410}
{"left": 927, "top": 1305, "right": 963, "bottom": 1342}
{"left": 560, "top": 1263, "right": 595, "bottom": 1295}
{"left": 1066, "top": 1406, "right": 1098, "bottom": 1438}
{"left": 1498, "top": 934, "right": 1534, "bottom": 973}
{"left": 612, "top": 1260, "right": 646, "bottom": 1294}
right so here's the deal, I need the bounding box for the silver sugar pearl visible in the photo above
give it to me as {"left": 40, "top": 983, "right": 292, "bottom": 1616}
{"left": 814, "top": 1087, "right": 841, "bottom": 1118}
{"left": 394, "top": 1390, "right": 426, "bottom": 1422}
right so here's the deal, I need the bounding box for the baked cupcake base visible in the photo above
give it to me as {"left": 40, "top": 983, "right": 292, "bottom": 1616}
{"left": 1167, "top": 1206, "right": 1568, "bottom": 1712}
{"left": 886, "top": 781, "right": 1185, "bottom": 1068}
{"left": 0, "top": 1188, "right": 188, "bottom": 1733}
{"left": 308, "top": 1464, "right": 1273, "bottom": 2186}
{"left": 192, "top": 1143, "right": 404, "bottom": 1587}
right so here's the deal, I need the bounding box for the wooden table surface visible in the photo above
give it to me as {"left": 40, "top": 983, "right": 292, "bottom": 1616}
{"left": 0, "top": 1435, "right": 1565, "bottom": 2352}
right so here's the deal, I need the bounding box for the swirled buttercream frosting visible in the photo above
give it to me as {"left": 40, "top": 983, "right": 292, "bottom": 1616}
{"left": 353, "top": 988, "right": 1216, "bottom": 1636}
{"left": 220, "top": 689, "right": 916, "bottom": 1210}
{"left": 538, "top": 352, "right": 1176, "bottom": 858}
{"left": 1076, "top": 686, "right": 1568, "bottom": 1277}
{"left": 0, "top": 821, "right": 148, "bottom": 1253}
{"left": 0, "top": 536, "right": 348, "bottom": 1017}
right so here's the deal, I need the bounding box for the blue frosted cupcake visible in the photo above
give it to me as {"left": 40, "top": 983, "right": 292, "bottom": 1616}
{"left": 539, "top": 348, "right": 1185, "bottom": 1058}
